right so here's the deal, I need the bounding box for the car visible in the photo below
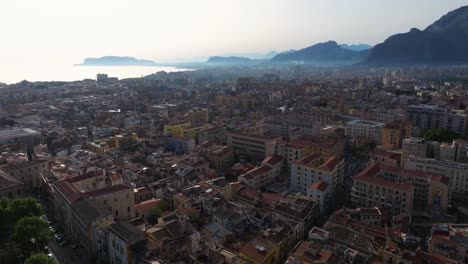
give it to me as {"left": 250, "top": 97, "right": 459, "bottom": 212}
{"left": 59, "top": 240, "right": 69, "bottom": 247}
{"left": 71, "top": 244, "right": 77, "bottom": 249}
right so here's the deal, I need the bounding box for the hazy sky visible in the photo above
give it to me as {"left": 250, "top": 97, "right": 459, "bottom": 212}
{"left": 1, "top": 0, "right": 467, "bottom": 63}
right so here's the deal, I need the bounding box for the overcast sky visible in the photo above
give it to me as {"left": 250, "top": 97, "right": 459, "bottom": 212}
{"left": 1, "top": 0, "right": 467, "bottom": 63}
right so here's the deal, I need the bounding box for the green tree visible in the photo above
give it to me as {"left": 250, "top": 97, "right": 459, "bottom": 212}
{"left": 424, "top": 128, "right": 459, "bottom": 143}
{"left": 8, "top": 197, "right": 43, "bottom": 223}
{"left": 25, "top": 253, "right": 56, "bottom": 264}
{"left": 147, "top": 208, "right": 162, "bottom": 225}
{"left": 0, "top": 242, "right": 21, "bottom": 264}
{"left": 13, "top": 217, "right": 52, "bottom": 257}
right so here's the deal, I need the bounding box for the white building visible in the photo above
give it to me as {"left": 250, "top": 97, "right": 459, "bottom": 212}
{"left": 404, "top": 156, "right": 468, "bottom": 195}
{"left": 290, "top": 154, "right": 343, "bottom": 212}
{"left": 345, "top": 120, "right": 385, "bottom": 143}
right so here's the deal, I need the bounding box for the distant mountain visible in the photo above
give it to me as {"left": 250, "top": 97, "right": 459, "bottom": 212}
{"left": 207, "top": 56, "right": 252, "bottom": 64}
{"left": 366, "top": 5, "right": 468, "bottom": 66}
{"left": 340, "top": 44, "right": 372, "bottom": 51}
{"left": 271, "top": 41, "right": 367, "bottom": 64}
{"left": 264, "top": 51, "right": 278, "bottom": 59}
{"left": 78, "top": 56, "right": 156, "bottom": 66}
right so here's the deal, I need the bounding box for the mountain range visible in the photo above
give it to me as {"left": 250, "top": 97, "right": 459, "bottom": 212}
{"left": 79, "top": 5, "right": 468, "bottom": 67}
{"left": 365, "top": 5, "right": 468, "bottom": 66}
{"left": 271, "top": 41, "right": 368, "bottom": 65}
{"left": 340, "top": 44, "right": 373, "bottom": 51}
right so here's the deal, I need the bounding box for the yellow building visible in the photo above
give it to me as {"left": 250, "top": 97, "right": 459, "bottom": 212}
{"left": 163, "top": 122, "right": 209, "bottom": 139}
{"left": 163, "top": 122, "right": 191, "bottom": 137}
{"left": 182, "top": 124, "right": 209, "bottom": 139}
{"left": 380, "top": 121, "right": 411, "bottom": 149}
{"left": 185, "top": 108, "right": 209, "bottom": 124}
{"left": 114, "top": 133, "right": 138, "bottom": 149}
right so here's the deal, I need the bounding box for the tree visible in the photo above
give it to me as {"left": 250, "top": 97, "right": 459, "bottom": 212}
{"left": 25, "top": 253, "right": 56, "bottom": 264}
{"left": 424, "top": 128, "right": 459, "bottom": 143}
{"left": 13, "top": 217, "right": 52, "bottom": 257}
{"left": 147, "top": 208, "right": 162, "bottom": 225}
{"left": 8, "top": 197, "right": 43, "bottom": 224}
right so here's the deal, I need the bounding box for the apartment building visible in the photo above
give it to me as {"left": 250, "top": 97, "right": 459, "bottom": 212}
{"left": 378, "top": 166, "right": 449, "bottom": 212}
{"left": 401, "top": 137, "right": 429, "bottom": 163}
{"left": 185, "top": 107, "right": 209, "bottom": 125}
{"left": 262, "top": 114, "right": 320, "bottom": 140}
{"left": 227, "top": 132, "right": 281, "bottom": 160}
{"left": 52, "top": 173, "right": 136, "bottom": 224}
{"left": 3, "top": 159, "right": 50, "bottom": 192}
{"left": 380, "top": 121, "right": 411, "bottom": 149}
{"left": 279, "top": 135, "right": 344, "bottom": 168}
{"left": 404, "top": 156, "right": 468, "bottom": 195}
{"left": 407, "top": 105, "right": 468, "bottom": 136}
{"left": 345, "top": 120, "right": 385, "bottom": 143}
{"left": 351, "top": 165, "right": 414, "bottom": 216}
{"left": 108, "top": 222, "right": 145, "bottom": 264}
{"left": 163, "top": 122, "right": 209, "bottom": 139}
{"left": 290, "top": 154, "right": 343, "bottom": 213}
{"left": 439, "top": 139, "right": 468, "bottom": 163}
{"left": 238, "top": 155, "right": 283, "bottom": 189}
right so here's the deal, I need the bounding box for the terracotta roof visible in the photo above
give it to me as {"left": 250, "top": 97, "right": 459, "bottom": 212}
{"left": 135, "top": 198, "right": 162, "bottom": 214}
{"left": 261, "top": 155, "right": 282, "bottom": 167}
{"left": 355, "top": 164, "right": 381, "bottom": 178}
{"left": 355, "top": 165, "right": 413, "bottom": 192}
{"left": 136, "top": 187, "right": 151, "bottom": 196}
{"left": 84, "top": 184, "right": 131, "bottom": 197}
{"left": 309, "top": 181, "right": 329, "bottom": 192}
{"left": 54, "top": 180, "right": 81, "bottom": 203}
{"left": 247, "top": 165, "right": 271, "bottom": 177}
{"left": 319, "top": 157, "right": 342, "bottom": 171}
{"left": 239, "top": 237, "right": 273, "bottom": 263}
{"left": 293, "top": 153, "right": 321, "bottom": 167}
{"left": 380, "top": 166, "right": 450, "bottom": 185}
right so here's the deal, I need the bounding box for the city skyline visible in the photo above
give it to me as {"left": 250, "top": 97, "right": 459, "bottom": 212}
{"left": 1, "top": 0, "right": 467, "bottom": 64}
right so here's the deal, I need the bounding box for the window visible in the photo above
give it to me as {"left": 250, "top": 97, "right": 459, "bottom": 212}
{"left": 115, "top": 210, "right": 119, "bottom": 216}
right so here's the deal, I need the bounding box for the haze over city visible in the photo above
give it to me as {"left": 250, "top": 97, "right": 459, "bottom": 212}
{"left": 3, "top": 2, "right": 468, "bottom": 264}
{"left": 1, "top": 0, "right": 467, "bottom": 63}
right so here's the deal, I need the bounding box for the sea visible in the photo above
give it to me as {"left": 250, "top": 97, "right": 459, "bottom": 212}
{"left": 0, "top": 63, "right": 191, "bottom": 84}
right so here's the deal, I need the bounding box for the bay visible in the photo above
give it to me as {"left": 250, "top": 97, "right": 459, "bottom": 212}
{"left": 0, "top": 63, "right": 190, "bottom": 84}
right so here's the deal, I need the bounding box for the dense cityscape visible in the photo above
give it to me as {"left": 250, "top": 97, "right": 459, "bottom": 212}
{"left": 2, "top": 2, "right": 468, "bottom": 264}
